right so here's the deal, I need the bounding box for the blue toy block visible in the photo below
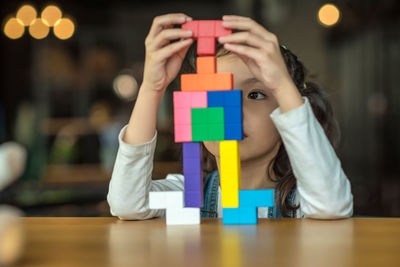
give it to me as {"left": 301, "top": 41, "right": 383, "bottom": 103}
{"left": 225, "top": 106, "right": 242, "bottom": 124}
{"left": 222, "top": 189, "right": 275, "bottom": 225}
{"left": 239, "top": 208, "right": 257, "bottom": 224}
{"left": 223, "top": 207, "right": 257, "bottom": 224}
{"left": 239, "top": 190, "right": 274, "bottom": 208}
{"left": 207, "top": 90, "right": 242, "bottom": 140}
{"left": 222, "top": 208, "right": 240, "bottom": 224}
{"left": 207, "top": 90, "right": 241, "bottom": 107}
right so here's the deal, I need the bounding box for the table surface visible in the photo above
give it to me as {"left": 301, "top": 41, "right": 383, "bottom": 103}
{"left": 16, "top": 217, "right": 400, "bottom": 267}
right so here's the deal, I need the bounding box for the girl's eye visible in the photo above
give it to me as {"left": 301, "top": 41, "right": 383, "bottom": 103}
{"left": 247, "top": 91, "right": 266, "bottom": 100}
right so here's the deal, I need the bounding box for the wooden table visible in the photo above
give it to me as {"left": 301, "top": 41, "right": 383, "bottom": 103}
{"left": 17, "top": 217, "right": 400, "bottom": 267}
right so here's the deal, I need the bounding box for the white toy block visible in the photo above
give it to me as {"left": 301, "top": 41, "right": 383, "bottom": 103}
{"left": 165, "top": 191, "right": 184, "bottom": 209}
{"left": 149, "top": 191, "right": 200, "bottom": 225}
{"left": 166, "top": 207, "right": 200, "bottom": 225}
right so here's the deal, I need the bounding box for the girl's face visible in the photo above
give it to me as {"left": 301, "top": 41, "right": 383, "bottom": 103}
{"left": 203, "top": 53, "right": 282, "bottom": 162}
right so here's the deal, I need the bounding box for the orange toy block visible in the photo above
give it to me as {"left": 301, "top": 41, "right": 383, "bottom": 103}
{"left": 197, "top": 57, "right": 216, "bottom": 74}
{"left": 181, "top": 73, "right": 233, "bottom": 91}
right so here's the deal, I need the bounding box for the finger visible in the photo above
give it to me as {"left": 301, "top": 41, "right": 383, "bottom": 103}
{"left": 218, "top": 31, "right": 266, "bottom": 49}
{"left": 147, "top": 13, "right": 192, "bottom": 42}
{"left": 156, "top": 38, "right": 194, "bottom": 61}
{"left": 148, "top": 28, "right": 193, "bottom": 52}
{"left": 221, "top": 17, "right": 277, "bottom": 43}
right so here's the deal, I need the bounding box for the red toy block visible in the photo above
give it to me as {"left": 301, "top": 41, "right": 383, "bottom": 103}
{"left": 198, "top": 20, "right": 215, "bottom": 37}
{"left": 182, "top": 20, "right": 232, "bottom": 56}
{"left": 214, "top": 21, "right": 232, "bottom": 36}
{"left": 182, "top": 20, "right": 232, "bottom": 38}
{"left": 197, "top": 57, "right": 216, "bottom": 74}
{"left": 197, "top": 37, "right": 216, "bottom": 56}
{"left": 182, "top": 21, "right": 199, "bottom": 37}
{"left": 181, "top": 73, "right": 233, "bottom": 91}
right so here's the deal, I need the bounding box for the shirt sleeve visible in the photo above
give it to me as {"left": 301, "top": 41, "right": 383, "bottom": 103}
{"left": 270, "top": 97, "right": 353, "bottom": 219}
{"left": 107, "top": 125, "right": 184, "bottom": 220}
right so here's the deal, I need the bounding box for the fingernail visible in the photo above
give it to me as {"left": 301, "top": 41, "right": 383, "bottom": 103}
{"left": 185, "top": 30, "right": 193, "bottom": 35}
{"left": 218, "top": 36, "right": 226, "bottom": 42}
{"left": 186, "top": 17, "right": 193, "bottom": 21}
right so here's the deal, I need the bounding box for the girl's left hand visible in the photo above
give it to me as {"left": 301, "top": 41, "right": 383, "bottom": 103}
{"left": 218, "top": 15, "right": 295, "bottom": 94}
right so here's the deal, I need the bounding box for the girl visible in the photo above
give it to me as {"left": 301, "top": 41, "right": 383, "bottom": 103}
{"left": 107, "top": 13, "right": 353, "bottom": 219}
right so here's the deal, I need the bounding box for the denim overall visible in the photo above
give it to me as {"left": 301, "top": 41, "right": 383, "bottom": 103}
{"left": 200, "top": 170, "right": 297, "bottom": 218}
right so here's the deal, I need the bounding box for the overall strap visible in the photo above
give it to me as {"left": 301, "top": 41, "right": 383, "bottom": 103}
{"left": 200, "top": 170, "right": 220, "bottom": 218}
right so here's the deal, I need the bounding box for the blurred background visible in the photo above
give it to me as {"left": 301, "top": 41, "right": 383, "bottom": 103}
{"left": 0, "top": 0, "right": 399, "bottom": 217}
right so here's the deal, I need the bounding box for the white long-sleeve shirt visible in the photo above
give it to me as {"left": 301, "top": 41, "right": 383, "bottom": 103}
{"left": 107, "top": 97, "right": 353, "bottom": 220}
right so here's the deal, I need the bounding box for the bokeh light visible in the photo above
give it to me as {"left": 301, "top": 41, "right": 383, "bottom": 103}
{"left": 113, "top": 74, "right": 139, "bottom": 100}
{"left": 3, "top": 18, "right": 25, "bottom": 39}
{"left": 53, "top": 18, "right": 75, "bottom": 40}
{"left": 41, "top": 5, "right": 62, "bottom": 27}
{"left": 318, "top": 3, "right": 340, "bottom": 27}
{"left": 16, "top": 5, "right": 37, "bottom": 26}
{"left": 29, "top": 18, "right": 49, "bottom": 39}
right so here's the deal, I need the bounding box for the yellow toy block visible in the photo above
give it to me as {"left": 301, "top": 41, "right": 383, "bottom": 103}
{"left": 219, "top": 140, "right": 240, "bottom": 207}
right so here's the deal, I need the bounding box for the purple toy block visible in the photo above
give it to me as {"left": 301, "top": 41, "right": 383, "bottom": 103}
{"left": 182, "top": 142, "right": 203, "bottom": 207}
{"left": 185, "top": 190, "right": 203, "bottom": 207}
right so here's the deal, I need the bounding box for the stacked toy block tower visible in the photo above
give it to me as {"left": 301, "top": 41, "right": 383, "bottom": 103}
{"left": 149, "top": 20, "right": 274, "bottom": 225}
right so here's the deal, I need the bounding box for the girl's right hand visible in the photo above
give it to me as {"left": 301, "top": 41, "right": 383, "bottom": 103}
{"left": 142, "top": 13, "right": 194, "bottom": 93}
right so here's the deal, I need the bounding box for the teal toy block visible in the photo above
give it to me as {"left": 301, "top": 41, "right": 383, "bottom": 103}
{"left": 239, "top": 190, "right": 274, "bottom": 208}
{"left": 222, "top": 207, "right": 257, "bottom": 224}
{"left": 222, "top": 208, "right": 240, "bottom": 224}
{"left": 191, "top": 107, "right": 225, "bottom": 141}
{"left": 222, "top": 189, "right": 274, "bottom": 225}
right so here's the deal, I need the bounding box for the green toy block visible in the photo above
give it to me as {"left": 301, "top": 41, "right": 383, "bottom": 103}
{"left": 191, "top": 107, "right": 225, "bottom": 141}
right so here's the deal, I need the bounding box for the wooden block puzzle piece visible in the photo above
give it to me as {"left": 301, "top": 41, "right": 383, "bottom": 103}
{"left": 182, "top": 20, "right": 232, "bottom": 55}
{"left": 220, "top": 140, "right": 240, "bottom": 207}
{"left": 191, "top": 107, "right": 225, "bottom": 141}
{"left": 222, "top": 189, "right": 274, "bottom": 225}
{"left": 197, "top": 56, "right": 216, "bottom": 74}
{"left": 173, "top": 91, "right": 207, "bottom": 142}
{"left": 181, "top": 73, "right": 233, "bottom": 92}
{"left": 207, "top": 90, "right": 243, "bottom": 140}
{"left": 183, "top": 142, "right": 203, "bottom": 208}
{"left": 149, "top": 191, "right": 200, "bottom": 225}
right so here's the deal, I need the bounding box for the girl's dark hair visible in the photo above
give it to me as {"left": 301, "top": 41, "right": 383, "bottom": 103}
{"left": 178, "top": 42, "right": 341, "bottom": 217}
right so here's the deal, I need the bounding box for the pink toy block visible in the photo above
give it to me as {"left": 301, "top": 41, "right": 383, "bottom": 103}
{"left": 173, "top": 91, "right": 208, "bottom": 143}
{"left": 173, "top": 91, "right": 208, "bottom": 107}
{"left": 174, "top": 108, "right": 191, "bottom": 125}
{"left": 174, "top": 125, "right": 192, "bottom": 142}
